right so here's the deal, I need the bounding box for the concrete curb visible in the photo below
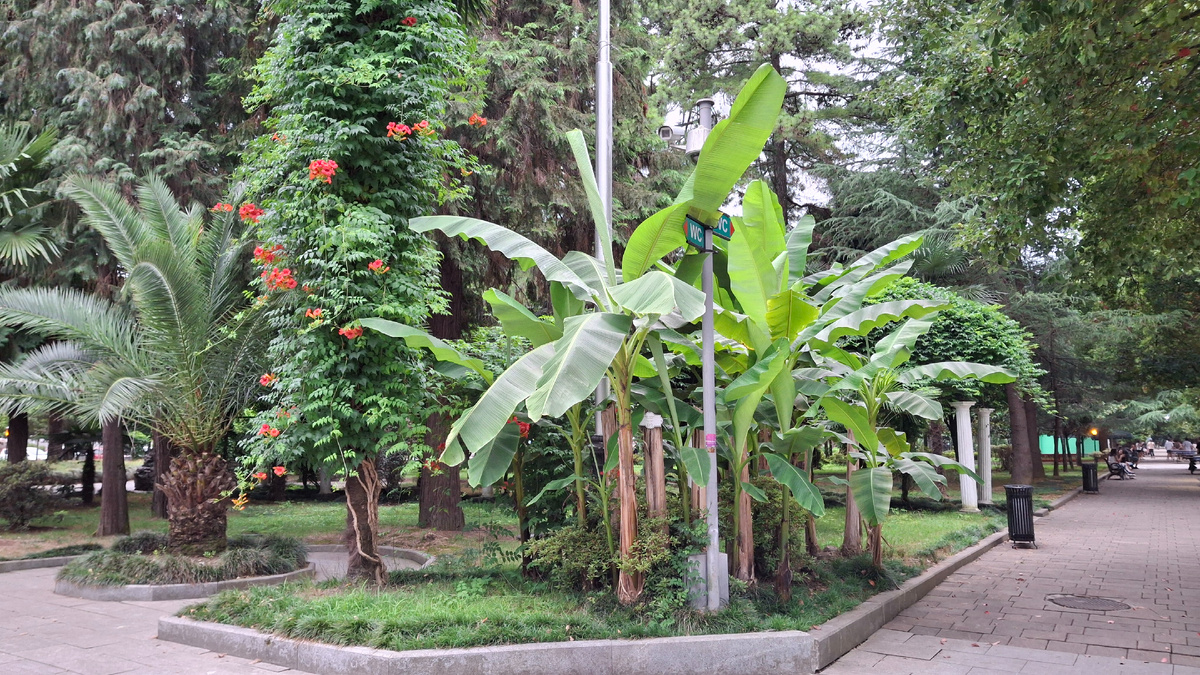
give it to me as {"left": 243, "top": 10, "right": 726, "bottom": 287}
{"left": 305, "top": 544, "right": 437, "bottom": 569}
{"left": 812, "top": 528, "right": 1010, "bottom": 669}
{"left": 0, "top": 554, "right": 85, "bottom": 573}
{"left": 54, "top": 562, "right": 316, "bottom": 601}
{"left": 157, "top": 616, "right": 817, "bottom": 675}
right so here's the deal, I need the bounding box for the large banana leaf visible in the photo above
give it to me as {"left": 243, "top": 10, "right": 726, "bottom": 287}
{"left": 872, "top": 317, "right": 936, "bottom": 367}
{"left": 723, "top": 339, "right": 788, "bottom": 401}
{"left": 764, "top": 452, "right": 825, "bottom": 516}
{"left": 411, "top": 216, "right": 592, "bottom": 300}
{"left": 359, "top": 318, "right": 493, "bottom": 384}
{"left": 621, "top": 202, "right": 691, "bottom": 283}
{"left": 809, "top": 300, "right": 945, "bottom": 348}
{"left": 442, "top": 343, "right": 556, "bottom": 460}
{"left": 525, "top": 312, "right": 631, "bottom": 421}
{"left": 897, "top": 362, "right": 1017, "bottom": 385}
{"left": 893, "top": 457, "right": 946, "bottom": 500}
{"left": 466, "top": 422, "right": 521, "bottom": 487}
{"left": 850, "top": 466, "right": 893, "bottom": 527}
{"left": 550, "top": 281, "right": 583, "bottom": 330}
{"left": 820, "top": 397, "right": 881, "bottom": 458}
{"left": 684, "top": 65, "right": 787, "bottom": 214}
{"left": 561, "top": 251, "right": 610, "bottom": 302}
{"left": 566, "top": 129, "right": 617, "bottom": 285}
{"left": 786, "top": 216, "right": 815, "bottom": 288}
{"left": 885, "top": 390, "right": 943, "bottom": 420}
{"left": 483, "top": 289, "right": 561, "bottom": 347}
{"left": 622, "top": 65, "right": 786, "bottom": 281}
{"left": 726, "top": 215, "right": 778, "bottom": 323}
{"left": 607, "top": 270, "right": 705, "bottom": 321}
{"left": 766, "top": 288, "right": 819, "bottom": 342}
{"left": 741, "top": 180, "right": 787, "bottom": 262}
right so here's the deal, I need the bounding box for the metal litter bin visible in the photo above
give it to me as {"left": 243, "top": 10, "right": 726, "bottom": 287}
{"left": 1082, "top": 462, "right": 1099, "bottom": 494}
{"left": 1004, "top": 484, "right": 1036, "bottom": 548}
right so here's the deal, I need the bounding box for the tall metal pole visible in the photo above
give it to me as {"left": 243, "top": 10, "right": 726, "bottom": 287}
{"left": 696, "top": 100, "right": 721, "bottom": 612}
{"left": 593, "top": 0, "right": 613, "bottom": 433}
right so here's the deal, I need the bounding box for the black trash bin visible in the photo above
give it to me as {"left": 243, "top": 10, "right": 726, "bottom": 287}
{"left": 1004, "top": 484, "right": 1036, "bottom": 548}
{"left": 1082, "top": 462, "right": 1099, "bottom": 494}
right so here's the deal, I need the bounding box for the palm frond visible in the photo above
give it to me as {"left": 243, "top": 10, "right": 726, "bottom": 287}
{"left": 61, "top": 175, "right": 150, "bottom": 270}
{"left": 0, "top": 286, "right": 139, "bottom": 358}
{"left": 0, "top": 224, "right": 58, "bottom": 265}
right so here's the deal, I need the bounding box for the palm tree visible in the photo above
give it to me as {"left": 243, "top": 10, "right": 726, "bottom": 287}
{"left": 0, "top": 123, "right": 59, "bottom": 266}
{"left": 0, "top": 174, "right": 268, "bottom": 553}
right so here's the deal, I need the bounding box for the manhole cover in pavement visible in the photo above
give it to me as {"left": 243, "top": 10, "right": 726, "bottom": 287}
{"left": 1047, "top": 595, "right": 1130, "bottom": 611}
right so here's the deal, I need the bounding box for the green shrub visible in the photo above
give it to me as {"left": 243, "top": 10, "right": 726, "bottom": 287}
{"left": 526, "top": 525, "right": 612, "bottom": 590}
{"left": 113, "top": 531, "right": 169, "bottom": 555}
{"left": 59, "top": 537, "right": 308, "bottom": 586}
{"left": 0, "top": 462, "right": 63, "bottom": 529}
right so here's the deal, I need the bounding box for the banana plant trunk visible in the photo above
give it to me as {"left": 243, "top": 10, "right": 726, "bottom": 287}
{"left": 868, "top": 523, "right": 884, "bottom": 569}
{"left": 736, "top": 461, "right": 755, "bottom": 581}
{"left": 160, "top": 447, "right": 235, "bottom": 554}
{"left": 643, "top": 422, "right": 667, "bottom": 532}
{"left": 842, "top": 453, "right": 862, "bottom": 556}
{"left": 344, "top": 455, "right": 386, "bottom": 585}
{"left": 614, "top": 361, "right": 644, "bottom": 605}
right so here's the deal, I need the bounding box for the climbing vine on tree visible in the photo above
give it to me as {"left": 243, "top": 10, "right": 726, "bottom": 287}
{"left": 236, "top": 0, "right": 479, "bottom": 584}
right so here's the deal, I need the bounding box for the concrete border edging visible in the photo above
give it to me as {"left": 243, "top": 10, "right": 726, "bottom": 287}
{"left": 0, "top": 554, "right": 85, "bottom": 573}
{"left": 306, "top": 544, "right": 437, "bottom": 569}
{"left": 157, "top": 615, "right": 816, "bottom": 675}
{"left": 54, "top": 562, "right": 316, "bottom": 601}
{"left": 812, "top": 528, "right": 1010, "bottom": 669}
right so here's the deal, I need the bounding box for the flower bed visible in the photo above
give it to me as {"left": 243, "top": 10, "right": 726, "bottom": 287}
{"left": 59, "top": 533, "right": 307, "bottom": 586}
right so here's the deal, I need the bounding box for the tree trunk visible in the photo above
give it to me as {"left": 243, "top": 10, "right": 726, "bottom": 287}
{"left": 1052, "top": 431, "right": 1060, "bottom": 477}
{"left": 842, "top": 451, "right": 862, "bottom": 556}
{"left": 868, "top": 523, "right": 884, "bottom": 569}
{"left": 1006, "top": 384, "right": 1033, "bottom": 485}
{"left": 46, "top": 415, "right": 66, "bottom": 461}
{"left": 151, "top": 432, "right": 170, "bottom": 518}
{"left": 769, "top": 52, "right": 790, "bottom": 222}
{"left": 615, "top": 386, "right": 643, "bottom": 605}
{"left": 344, "top": 455, "right": 385, "bottom": 584}
{"left": 6, "top": 411, "right": 27, "bottom": 462}
{"left": 642, "top": 421, "right": 667, "bottom": 531}
{"left": 418, "top": 412, "right": 464, "bottom": 530}
{"left": 1025, "top": 400, "right": 1045, "bottom": 481}
{"left": 160, "top": 449, "right": 234, "bottom": 554}
{"left": 81, "top": 444, "right": 95, "bottom": 505}
{"left": 97, "top": 419, "right": 129, "bottom": 536}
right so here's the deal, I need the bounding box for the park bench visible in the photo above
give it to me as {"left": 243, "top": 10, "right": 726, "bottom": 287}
{"left": 1167, "top": 448, "right": 1189, "bottom": 461}
{"left": 1105, "top": 461, "right": 1134, "bottom": 480}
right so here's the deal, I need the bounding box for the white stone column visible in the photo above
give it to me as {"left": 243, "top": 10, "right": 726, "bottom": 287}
{"left": 953, "top": 401, "right": 979, "bottom": 512}
{"left": 977, "top": 408, "right": 993, "bottom": 506}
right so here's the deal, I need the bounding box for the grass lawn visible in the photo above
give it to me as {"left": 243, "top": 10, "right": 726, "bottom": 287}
{"left": 183, "top": 490, "right": 1009, "bottom": 653}
{"left": 186, "top": 554, "right": 918, "bottom": 652}
{"left": 0, "top": 492, "right": 513, "bottom": 559}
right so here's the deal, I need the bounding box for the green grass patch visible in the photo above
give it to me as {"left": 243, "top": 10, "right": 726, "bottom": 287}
{"left": 59, "top": 535, "right": 307, "bottom": 586}
{"left": 186, "top": 554, "right": 919, "bottom": 651}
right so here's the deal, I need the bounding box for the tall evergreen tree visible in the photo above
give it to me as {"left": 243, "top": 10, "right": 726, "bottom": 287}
{"left": 439, "top": 0, "right": 685, "bottom": 334}
{"left": 646, "top": 0, "right": 868, "bottom": 222}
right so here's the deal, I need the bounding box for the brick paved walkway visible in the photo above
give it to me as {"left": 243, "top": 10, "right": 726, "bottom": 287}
{"left": 0, "top": 550, "right": 418, "bottom": 674}
{"left": 822, "top": 456, "right": 1200, "bottom": 674}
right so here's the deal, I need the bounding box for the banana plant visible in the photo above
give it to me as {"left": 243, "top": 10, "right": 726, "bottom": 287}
{"left": 811, "top": 316, "right": 1018, "bottom": 569}
{"left": 370, "top": 64, "right": 787, "bottom": 605}
{"left": 670, "top": 177, "right": 943, "bottom": 585}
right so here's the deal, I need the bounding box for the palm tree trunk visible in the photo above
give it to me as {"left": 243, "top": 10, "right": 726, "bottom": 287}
{"left": 160, "top": 448, "right": 234, "bottom": 554}
{"left": 151, "top": 432, "right": 171, "bottom": 518}
{"left": 344, "top": 455, "right": 385, "bottom": 584}
{"left": 6, "top": 411, "right": 27, "bottom": 462}
{"left": 97, "top": 419, "right": 129, "bottom": 536}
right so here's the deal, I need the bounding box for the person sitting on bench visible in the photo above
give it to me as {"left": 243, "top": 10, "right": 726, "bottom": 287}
{"left": 1106, "top": 451, "right": 1135, "bottom": 479}
{"left": 1121, "top": 445, "right": 1140, "bottom": 469}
